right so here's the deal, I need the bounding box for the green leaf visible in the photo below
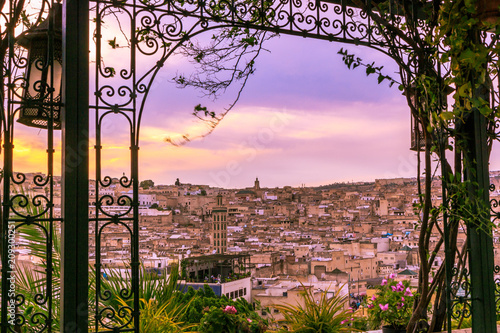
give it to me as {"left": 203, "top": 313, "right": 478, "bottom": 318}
{"left": 440, "top": 112, "right": 454, "bottom": 121}
{"left": 366, "top": 66, "right": 376, "bottom": 75}
{"left": 108, "top": 37, "right": 118, "bottom": 49}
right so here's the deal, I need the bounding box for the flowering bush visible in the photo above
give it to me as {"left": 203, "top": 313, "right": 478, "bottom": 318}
{"left": 199, "top": 304, "right": 267, "bottom": 333}
{"left": 224, "top": 305, "right": 238, "bottom": 314}
{"left": 365, "top": 275, "right": 416, "bottom": 330}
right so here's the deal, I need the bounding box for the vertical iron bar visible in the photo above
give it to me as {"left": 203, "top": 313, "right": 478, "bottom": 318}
{"left": 60, "top": 0, "right": 89, "bottom": 332}
{"left": 93, "top": 1, "right": 102, "bottom": 329}
{"left": 1, "top": 135, "right": 13, "bottom": 333}
{"left": 1, "top": 2, "right": 15, "bottom": 330}
{"left": 131, "top": 2, "right": 140, "bottom": 330}
{"left": 131, "top": 143, "right": 140, "bottom": 333}
{"left": 46, "top": 3, "right": 56, "bottom": 330}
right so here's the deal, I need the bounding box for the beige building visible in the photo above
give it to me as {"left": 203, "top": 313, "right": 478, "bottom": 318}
{"left": 211, "top": 194, "right": 228, "bottom": 254}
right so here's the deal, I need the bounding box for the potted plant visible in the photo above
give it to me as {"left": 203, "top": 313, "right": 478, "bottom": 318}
{"left": 365, "top": 275, "right": 416, "bottom": 333}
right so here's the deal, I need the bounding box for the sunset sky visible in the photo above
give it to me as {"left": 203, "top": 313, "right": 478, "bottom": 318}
{"left": 137, "top": 35, "right": 416, "bottom": 188}
{"left": 15, "top": 33, "right": 500, "bottom": 189}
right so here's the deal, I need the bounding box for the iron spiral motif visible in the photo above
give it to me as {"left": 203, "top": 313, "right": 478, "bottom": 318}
{"left": 491, "top": 184, "right": 500, "bottom": 316}
{"left": 449, "top": 267, "right": 472, "bottom": 321}
{"left": 447, "top": 184, "right": 500, "bottom": 324}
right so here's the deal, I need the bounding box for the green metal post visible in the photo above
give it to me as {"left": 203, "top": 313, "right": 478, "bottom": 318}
{"left": 464, "top": 107, "right": 496, "bottom": 333}
{"left": 60, "top": 0, "right": 89, "bottom": 332}
{"left": 463, "top": 49, "right": 496, "bottom": 331}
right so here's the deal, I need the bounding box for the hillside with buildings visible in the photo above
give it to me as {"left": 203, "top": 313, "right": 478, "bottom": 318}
{"left": 14, "top": 172, "right": 500, "bottom": 313}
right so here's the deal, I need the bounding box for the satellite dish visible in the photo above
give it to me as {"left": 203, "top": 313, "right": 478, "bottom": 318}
{"left": 212, "top": 250, "right": 217, "bottom": 254}
{"left": 186, "top": 250, "right": 191, "bottom": 255}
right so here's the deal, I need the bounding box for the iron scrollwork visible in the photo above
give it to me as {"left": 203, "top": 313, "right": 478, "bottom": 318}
{"left": 449, "top": 267, "right": 472, "bottom": 322}
{"left": 491, "top": 184, "right": 500, "bottom": 317}
{"left": 0, "top": 1, "right": 61, "bottom": 332}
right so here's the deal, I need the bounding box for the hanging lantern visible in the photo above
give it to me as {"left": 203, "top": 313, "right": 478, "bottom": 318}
{"left": 477, "top": 0, "right": 500, "bottom": 26}
{"left": 410, "top": 114, "right": 425, "bottom": 151}
{"left": 17, "top": 3, "right": 62, "bottom": 129}
{"left": 403, "top": 86, "right": 425, "bottom": 151}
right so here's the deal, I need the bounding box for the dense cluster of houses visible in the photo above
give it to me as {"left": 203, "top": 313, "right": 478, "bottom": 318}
{"left": 16, "top": 172, "right": 500, "bottom": 315}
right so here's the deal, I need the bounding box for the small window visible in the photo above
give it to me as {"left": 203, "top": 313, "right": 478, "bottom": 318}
{"left": 244, "top": 288, "right": 247, "bottom": 295}
{"left": 230, "top": 292, "right": 234, "bottom": 299}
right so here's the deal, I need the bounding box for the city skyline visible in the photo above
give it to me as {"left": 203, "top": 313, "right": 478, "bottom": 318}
{"left": 15, "top": 34, "right": 500, "bottom": 188}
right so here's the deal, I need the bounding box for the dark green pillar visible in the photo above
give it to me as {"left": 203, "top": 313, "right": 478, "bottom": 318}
{"left": 60, "top": 0, "right": 89, "bottom": 332}
{"left": 464, "top": 74, "right": 496, "bottom": 332}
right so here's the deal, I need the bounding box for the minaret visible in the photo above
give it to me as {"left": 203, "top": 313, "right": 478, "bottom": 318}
{"left": 211, "top": 194, "right": 228, "bottom": 254}
{"left": 254, "top": 177, "right": 260, "bottom": 190}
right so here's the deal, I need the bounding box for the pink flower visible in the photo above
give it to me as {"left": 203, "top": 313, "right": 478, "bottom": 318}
{"left": 341, "top": 320, "right": 347, "bottom": 325}
{"left": 397, "top": 302, "right": 405, "bottom": 309}
{"left": 401, "top": 297, "right": 405, "bottom": 302}
{"left": 381, "top": 279, "right": 388, "bottom": 286}
{"left": 404, "top": 287, "right": 413, "bottom": 296}
{"left": 367, "top": 303, "right": 374, "bottom": 309}
{"left": 223, "top": 305, "right": 237, "bottom": 314}
{"left": 389, "top": 273, "right": 396, "bottom": 279}
{"left": 371, "top": 295, "right": 377, "bottom": 301}
{"left": 247, "top": 318, "right": 252, "bottom": 323}
{"left": 351, "top": 318, "right": 354, "bottom": 321}
{"left": 391, "top": 285, "right": 397, "bottom": 292}
{"left": 379, "top": 303, "right": 389, "bottom": 311}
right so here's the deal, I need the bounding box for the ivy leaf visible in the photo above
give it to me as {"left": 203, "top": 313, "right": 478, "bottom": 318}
{"left": 108, "top": 37, "right": 118, "bottom": 49}
{"left": 440, "top": 112, "right": 454, "bottom": 121}
{"left": 377, "top": 74, "right": 386, "bottom": 84}
{"left": 241, "top": 36, "right": 257, "bottom": 47}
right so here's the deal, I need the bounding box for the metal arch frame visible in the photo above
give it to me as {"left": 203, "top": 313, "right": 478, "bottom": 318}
{"left": 89, "top": 1, "right": 416, "bottom": 331}
{"left": 0, "top": 0, "right": 496, "bottom": 332}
